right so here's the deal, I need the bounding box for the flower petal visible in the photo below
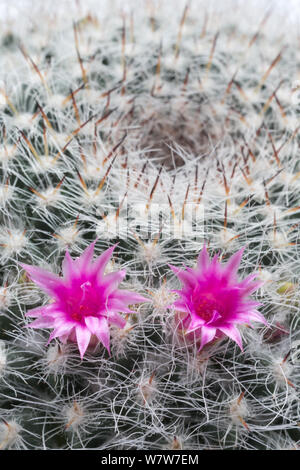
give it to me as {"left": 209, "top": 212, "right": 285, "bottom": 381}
{"left": 186, "top": 316, "right": 205, "bottom": 333}
{"left": 74, "top": 240, "right": 97, "bottom": 271}
{"left": 105, "top": 299, "right": 135, "bottom": 314}
{"left": 171, "top": 299, "right": 190, "bottom": 312}
{"left": 101, "top": 270, "right": 127, "bottom": 295}
{"left": 239, "top": 273, "right": 263, "bottom": 295}
{"left": 20, "top": 263, "right": 63, "bottom": 298}
{"left": 169, "top": 264, "right": 197, "bottom": 288}
{"left": 232, "top": 310, "right": 269, "bottom": 326}
{"left": 85, "top": 316, "right": 110, "bottom": 354}
{"left": 197, "top": 244, "right": 210, "bottom": 270}
{"left": 25, "top": 304, "right": 57, "bottom": 318}
{"left": 62, "top": 250, "right": 76, "bottom": 282}
{"left": 106, "top": 311, "right": 126, "bottom": 328}
{"left": 206, "top": 310, "right": 222, "bottom": 325}
{"left": 26, "top": 317, "right": 54, "bottom": 329}
{"left": 112, "top": 290, "right": 150, "bottom": 305}
{"left": 47, "top": 323, "right": 74, "bottom": 345}
{"left": 223, "top": 247, "right": 245, "bottom": 278}
{"left": 75, "top": 325, "right": 92, "bottom": 359}
{"left": 91, "top": 244, "right": 117, "bottom": 276}
{"left": 218, "top": 324, "right": 243, "bottom": 350}
{"left": 199, "top": 325, "right": 216, "bottom": 350}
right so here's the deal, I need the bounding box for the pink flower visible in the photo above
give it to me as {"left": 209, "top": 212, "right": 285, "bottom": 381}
{"left": 21, "top": 241, "right": 148, "bottom": 358}
{"left": 169, "top": 245, "right": 267, "bottom": 351}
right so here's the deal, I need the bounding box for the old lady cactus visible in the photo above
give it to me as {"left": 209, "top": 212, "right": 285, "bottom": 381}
{"left": 21, "top": 241, "right": 148, "bottom": 358}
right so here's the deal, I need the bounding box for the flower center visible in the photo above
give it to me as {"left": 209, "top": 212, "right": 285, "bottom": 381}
{"left": 68, "top": 282, "right": 103, "bottom": 323}
{"left": 71, "top": 304, "right": 94, "bottom": 322}
{"left": 194, "top": 294, "right": 223, "bottom": 322}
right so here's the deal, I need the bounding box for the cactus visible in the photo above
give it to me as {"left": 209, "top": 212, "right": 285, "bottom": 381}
{"left": 0, "top": 0, "right": 299, "bottom": 450}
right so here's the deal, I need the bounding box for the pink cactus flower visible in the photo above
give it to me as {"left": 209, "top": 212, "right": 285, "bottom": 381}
{"left": 21, "top": 241, "right": 148, "bottom": 358}
{"left": 169, "top": 245, "right": 267, "bottom": 351}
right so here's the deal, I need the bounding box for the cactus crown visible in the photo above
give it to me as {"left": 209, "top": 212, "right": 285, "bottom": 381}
{"left": 0, "top": 0, "right": 299, "bottom": 450}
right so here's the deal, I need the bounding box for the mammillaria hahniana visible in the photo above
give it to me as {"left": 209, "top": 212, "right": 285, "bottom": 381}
{"left": 0, "top": 0, "right": 299, "bottom": 451}
{"left": 169, "top": 245, "right": 267, "bottom": 351}
{"left": 21, "top": 241, "right": 148, "bottom": 358}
